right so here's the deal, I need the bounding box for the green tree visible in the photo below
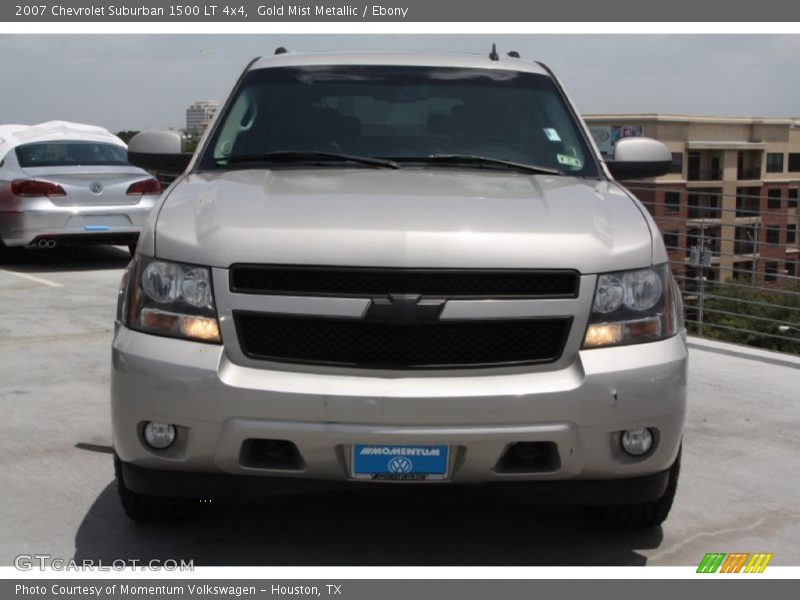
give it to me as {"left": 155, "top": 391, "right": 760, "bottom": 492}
{"left": 691, "top": 281, "right": 800, "bottom": 355}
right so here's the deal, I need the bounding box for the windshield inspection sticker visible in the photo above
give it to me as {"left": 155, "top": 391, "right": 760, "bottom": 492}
{"left": 543, "top": 128, "right": 561, "bottom": 142}
{"left": 557, "top": 154, "right": 583, "bottom": 168}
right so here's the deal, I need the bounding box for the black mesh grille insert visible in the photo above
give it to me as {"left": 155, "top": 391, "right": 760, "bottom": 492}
{"left": 234, "top": 313, "right": 572, "bottom": 369}
{"left": 230, "top": 265, "right": 579, "bottom": 298}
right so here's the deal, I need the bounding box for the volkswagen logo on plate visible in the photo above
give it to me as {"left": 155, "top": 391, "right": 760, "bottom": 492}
{"left": 387, "top": 456, "right": 413, "bottom": 474}
{"left": 89, "top": 181, "right": 103, "bottom": 194}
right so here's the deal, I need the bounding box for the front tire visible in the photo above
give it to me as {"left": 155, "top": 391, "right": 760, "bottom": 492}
{"left": 0, "top": 239, "right": 12, "bottom": 263}
{"left": 114, "top": 454, "right": 199, "bottom": 522}
{"left": 588, "top": 447, "right": 681, "bottom": 528}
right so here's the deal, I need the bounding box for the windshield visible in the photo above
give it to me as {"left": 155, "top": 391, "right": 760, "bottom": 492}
{"left": 15, "top": 141, "right": 129, "bottom": 167}
{"left": 200, "top": 65, "right": 599, "bottom": 177}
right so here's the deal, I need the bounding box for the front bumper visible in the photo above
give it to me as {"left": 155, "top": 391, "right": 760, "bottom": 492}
{"left": 111, "top": 326, "right": 687, "bottom": 494}
{"left": 0, "top": 197, "right": 156, "bottom": 247}
{"left": 118, "top": 458, "right": 672, "bottom": 505}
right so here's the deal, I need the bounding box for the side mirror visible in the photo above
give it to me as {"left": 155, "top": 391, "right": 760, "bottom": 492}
{"left": 606, "top": 137, "right": 672, "bottom": 180}
{"left": 127, "top": 131, "right": 193, "bottom": 175}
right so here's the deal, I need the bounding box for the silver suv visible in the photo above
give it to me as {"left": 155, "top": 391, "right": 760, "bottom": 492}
{"left": 114, "top": 49, "right": 687, "bottom": 527}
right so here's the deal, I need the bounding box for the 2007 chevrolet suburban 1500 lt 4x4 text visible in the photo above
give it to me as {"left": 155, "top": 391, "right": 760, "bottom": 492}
{"left": 114, "top": 49, "right": 687, "bottom": 526}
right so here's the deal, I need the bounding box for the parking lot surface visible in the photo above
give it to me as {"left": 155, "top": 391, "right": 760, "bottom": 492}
{"left": 1, "top": 246, "right": 798, "bottom": 566}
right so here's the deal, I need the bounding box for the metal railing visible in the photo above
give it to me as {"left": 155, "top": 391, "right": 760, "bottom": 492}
{"left": 687, "top": 168, "right": 723, "bottom": 182}
{"left": 628, "top": 190, "right": 800, "bottom": 355}
{"left": 737, "top": 166, "right": 762, "bottom": 180}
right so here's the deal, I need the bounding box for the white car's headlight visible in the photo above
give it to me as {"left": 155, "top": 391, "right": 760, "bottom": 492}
{"left": 117, "top": 256, "right": 221, "bottom": 343}
{"left": 583, "top": 264, "right": 682, "bottom": 349}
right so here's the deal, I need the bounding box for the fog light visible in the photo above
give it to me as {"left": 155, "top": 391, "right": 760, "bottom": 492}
{"left": 620, "top": 428, "right": 653, "bottom": 456}
{"left": 143, "top": 422, "right": 176, "bottom": 449}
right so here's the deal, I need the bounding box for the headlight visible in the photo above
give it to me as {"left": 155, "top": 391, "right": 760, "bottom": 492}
{"left": 583, "top": 264, "right": 681, "bottom": 349}
{"left": 117, "top": 256, "right": 221, "bottom": 343}
{"left": 592, "top": 274, "right": 625, "bottom": 313}
{"left": 622, "top": 269, "right": 663, "bottom": 311}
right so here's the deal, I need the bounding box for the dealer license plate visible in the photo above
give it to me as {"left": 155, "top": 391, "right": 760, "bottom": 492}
{"left": 351, "top": 444, "right": 449, "bottom": 481}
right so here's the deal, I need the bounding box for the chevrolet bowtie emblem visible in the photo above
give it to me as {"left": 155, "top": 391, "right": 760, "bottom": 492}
{"left": 363, "top": 294, "right": 445, "bottom": 326}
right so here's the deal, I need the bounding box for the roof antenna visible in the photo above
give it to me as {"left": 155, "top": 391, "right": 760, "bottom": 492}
{"left": 489, "top": 43, "right": 499, "bottom": 61}
{"left": 507, "top": 51, "right": 521, "bottom": 58}
{"left": 274, "top": 46, "right": 288, "bottom": 55}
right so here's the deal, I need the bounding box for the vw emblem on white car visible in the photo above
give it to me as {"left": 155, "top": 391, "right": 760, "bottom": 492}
{"left": 387, "top": 456, "right": 413, "bottom": 474}
{"left": 90, "top": 181, "right": 103, "bottom": 194}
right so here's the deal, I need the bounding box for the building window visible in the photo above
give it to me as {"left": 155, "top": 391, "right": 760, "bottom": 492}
{"left": 687, "top": 194, "right": 699, "bottom": 219}
{"left": 788, "top": 262, "right": 797, "bottom": 278}
{"left": 766, "top": 153, "right": 784, "bottom": 173}
{"left": 767, "top": 188, "right": 782, "bottom": 209}
{"left": 662, "top": 231, "right": 679, "bottom": 251}
{"left": 789, "top": 188, "right": 798, "bottom": 208}
{"left": 664, "top": 191, "right": 680, "bottom": 212}
{"left": 765, "top": 262, "right": 780, "bottom": 282}
{"left": 737, "top": 188, "right": 760, "bottom": 216}
{"left": 669, "top": 152, "right": 683, "bottom": 175}
{"left": 789, "top": 153, "right": 800, "bottom": 172}
{"left": 766, "top": 226, "right": 781, "bottom": 245}
{"left": 788, "top": 224, "right": 798, "bottom": 246}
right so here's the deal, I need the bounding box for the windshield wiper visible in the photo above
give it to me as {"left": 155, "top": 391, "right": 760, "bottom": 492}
{"left": 220, "top": 151, "right": 400, "bottom": 169}
{"left": 394, "top": 154, "right": 563, "bottom": 175}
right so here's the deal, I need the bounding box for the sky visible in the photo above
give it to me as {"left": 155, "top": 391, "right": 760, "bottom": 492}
{"left": 1, "top": 34, "right": 799, "bottom": 132}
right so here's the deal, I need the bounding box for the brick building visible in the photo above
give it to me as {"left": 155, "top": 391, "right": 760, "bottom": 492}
{"left": 583, "top": 115, "right": 800, "bottom": 287}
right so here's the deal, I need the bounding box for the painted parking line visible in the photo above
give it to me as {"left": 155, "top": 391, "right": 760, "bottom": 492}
{"left": 0, "top": 268, "right": 63, "bottom": 288}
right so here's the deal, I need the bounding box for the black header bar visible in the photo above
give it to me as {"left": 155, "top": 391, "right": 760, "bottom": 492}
{"left": 3, "top": 0, "right": 800, "bottom": 22}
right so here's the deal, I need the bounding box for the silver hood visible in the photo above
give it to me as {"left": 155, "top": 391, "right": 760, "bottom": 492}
{"left": 152, "top": 168, "right": 655, "bottom": 273}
